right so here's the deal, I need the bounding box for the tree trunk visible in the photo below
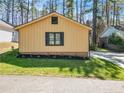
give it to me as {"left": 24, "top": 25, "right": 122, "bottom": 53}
{"left": 113, "top": 1, "right": 116, "bottom": 26}
{"left": 63, "top": 0, "right": 65, "bottom": 15}
{"left": 93, "top": 0, "right": 98, "bottom": 46}
{"left": 80, "top": 0, "right": 82, "bottom": 23}
{"left": 101, "top": 0, "right": 104, "bottom": 16}
{"left": 66, "top": 0, "right": 74, "bottom": 19}
{"left": 76, "top": 0, "right": 78, "bottom": 21}
{"left": 55, "top": 0, "right": 57, "bottom": 11}
{"left": 82, "top": 0, "right": 87, "bottom": 23}
{"left": 106, "top": 0, "right": 109, "bottom": 27}
{"left": 12, "top": 0, "right": 14, "bottom": 25}
{"left": 116, "top": 5, "right": 120, "bottom": 26}
{"left": 6, "top": 1, "right": 11, "bottom": 22}
{"left": 20, "top": 1, "right": 24, "bottom": 24}
{"left": 32, "top": 0, "right": 35, "bottom": 20}
{"left": 27, "top": 0, "right": 30, "bottom": 22}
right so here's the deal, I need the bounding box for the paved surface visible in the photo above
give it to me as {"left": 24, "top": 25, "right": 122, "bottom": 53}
{"left": 91, "top": 51, "right": 124, "bottom": 68}
{"left": 0, "top": 75, "right": 124, "bottom": 93}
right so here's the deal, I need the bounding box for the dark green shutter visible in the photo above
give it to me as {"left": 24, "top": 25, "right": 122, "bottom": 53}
{"left": 45, "top": 33, "right": 49, "bottom": 46}
{"left": 60, "top": 32, "right": 64, "bottom": 45}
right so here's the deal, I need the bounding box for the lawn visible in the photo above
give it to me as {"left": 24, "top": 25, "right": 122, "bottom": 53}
{"left": 96, "top": 48, "right": 109, "bottom": 52}
{"left": 0, "top": 50, "right": 124, "bottom": 80}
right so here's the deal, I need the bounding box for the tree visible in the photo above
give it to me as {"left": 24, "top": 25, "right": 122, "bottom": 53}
{"left": 66, "top": 0, "right": 74, "bottom": 19}
{"left": 3, "top": 0, "right": 11, "bottom": 22}
{"left": 113, "top": 1, "right": 116, "bottom": 26}
{"left": 82, "top": 0, "right": 87, "bottom": 23}
{"left": 31, "top": 0, "right": 36, "bottom": 20}
{"left": 80, "top": 0, "right": 83, "bottom": 23}
{"left": 54, "top": 0, "right": 57, "bottom": 11}
{"left": 92, "top": 0, "right": 98, "bottom": 46}
{"left": 48, "top": 0, "right": 57, "bottom": 12}
{"left": 63, "top": 0, "right": 66, "bottom": 15}
{"left": 76, "top": 0, "right": 78, "bottom": 21}
{"left": 96, "top": 16, "right": 106, "bottom": 46}
{"left": 115, "top": 5, "right": 121, "bottom": 26}
{"left": 41, "top": 4, "right": 49, "bottom": 16}
{"left": 106, "top": 0, "right": 110, "bottom": 27}
{"left": 11, "top": 0, "right": 14, "bottom": 24}
{"left": 49, "top": 0, "right": 53, "bottom": 12}
{"left": 19, "top": 0, "right": 24, "bottom": 24}
{"left": 26, "top": 0, "right": 30, "bottom": 22}
{"left": 101, "top": 0, "right": 104, "bottom": 16}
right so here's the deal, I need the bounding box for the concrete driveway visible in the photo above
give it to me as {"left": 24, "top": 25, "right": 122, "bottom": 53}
{"left": 91, "top": 51, "right": 124, "bottom": 68}
{"left": 0, "top": 75, "right": 124, "bottom": 93}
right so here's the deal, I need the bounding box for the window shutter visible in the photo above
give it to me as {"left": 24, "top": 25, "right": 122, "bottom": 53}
{"left": 45, "top": 33, "right": 49, "bottom": 46}
{"left": 61, "top": 32, "right": 64, "bottom": 45}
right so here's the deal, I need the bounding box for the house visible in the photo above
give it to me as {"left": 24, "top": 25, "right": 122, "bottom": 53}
{"left": 99, "top": 26, "right": 124, "bottom": 48}
{"left": 0, "top": 20, "right": 18, "bottom": 42}
{"left": 15, "top": 12, "right": 91, "bottom": 58}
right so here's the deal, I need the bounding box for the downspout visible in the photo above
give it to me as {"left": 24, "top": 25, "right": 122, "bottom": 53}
{"left": 15, "top": 29, "right": 20, "bottom": 57}
{"left": 88, "top": 31, "right": 91, "bottom": 58}
{"left": 18, "top": 30, "right": 20, "bottom": 55}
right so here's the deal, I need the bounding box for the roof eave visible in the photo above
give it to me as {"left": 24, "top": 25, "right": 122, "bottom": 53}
{"left": 15, "top": 12, "right": 92, "bottom": 31}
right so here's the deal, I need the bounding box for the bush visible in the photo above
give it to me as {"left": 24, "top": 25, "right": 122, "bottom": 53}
{"left": 90, "top": 44, "right": 97, "bottom": 50}
{"left": 108, "top": 33, "right": 124, "bottom": 46}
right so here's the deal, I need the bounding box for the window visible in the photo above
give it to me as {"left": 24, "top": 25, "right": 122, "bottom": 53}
{"left": 51, "top": 17, "right": 58, "bottom": 24}
{"left": 46, "top": 32, "right": 64, "bottom": 46}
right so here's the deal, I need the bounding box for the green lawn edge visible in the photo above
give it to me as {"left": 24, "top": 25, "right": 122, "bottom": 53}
{"left": 0, "top": 50, "right": 124, "bottom": 80}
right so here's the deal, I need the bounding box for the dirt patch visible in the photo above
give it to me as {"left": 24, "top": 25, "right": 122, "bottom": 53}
{"left": 0, "top": 42, "right": 18, "bottom": 53}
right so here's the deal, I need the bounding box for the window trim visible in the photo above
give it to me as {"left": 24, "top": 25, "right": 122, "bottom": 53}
{"left": 45, "top": 32, "right": 64, "bottom": 46}
{"left": 51, "top": 17, "right": 58, "bottom": 24}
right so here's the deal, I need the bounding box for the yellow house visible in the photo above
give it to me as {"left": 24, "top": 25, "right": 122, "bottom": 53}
{"left": 15, "top": 12, "right": 92, "bottom": 58}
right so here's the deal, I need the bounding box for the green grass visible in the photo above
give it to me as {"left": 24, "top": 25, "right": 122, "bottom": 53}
{"left": 0, "top": 50, "right": 124, "bottom": 80}
{"left": 96, "top": 48, "right": 109, "bottom": 52}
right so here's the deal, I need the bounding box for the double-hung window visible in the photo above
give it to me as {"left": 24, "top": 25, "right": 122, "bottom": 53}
{"left": 45, "top": 32, "right": 64, "bottom": 46}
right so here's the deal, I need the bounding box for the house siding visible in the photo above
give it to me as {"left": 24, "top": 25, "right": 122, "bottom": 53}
{"left": 19, "top": 14, "right": 89, "bottom": 57}
{"left": 0, "top": 30, "right": 12, "bottom": 42}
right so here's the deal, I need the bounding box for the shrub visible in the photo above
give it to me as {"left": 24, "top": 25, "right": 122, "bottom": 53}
{"left": 90, "top": 44, "right": 97, "bottom": 50}
{"left": 108, "top": 33, "right": 124, "bottom": 46}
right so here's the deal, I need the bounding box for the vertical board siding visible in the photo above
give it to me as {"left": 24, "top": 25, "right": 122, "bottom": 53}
{"left": 19, "top": 15, "right": 89, "bottom": 53}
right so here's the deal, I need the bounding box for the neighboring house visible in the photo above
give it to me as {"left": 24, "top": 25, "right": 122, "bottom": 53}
{"left": 0, "top": 20, "right": 18, "bottom": 42}
{"left": 99, "top": 26, "right": 124, "bottom": 48}
{"left": 15, "top": 12, "right": 91, "bottom": 58}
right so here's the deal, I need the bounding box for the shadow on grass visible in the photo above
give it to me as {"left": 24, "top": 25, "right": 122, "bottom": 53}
{"left": 0, "top": 50, "right": 124, "bottom": 80}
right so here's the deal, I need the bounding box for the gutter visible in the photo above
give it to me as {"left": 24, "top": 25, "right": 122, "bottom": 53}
{"left": 88, "top": 31, "right": 91, "bottom": 58}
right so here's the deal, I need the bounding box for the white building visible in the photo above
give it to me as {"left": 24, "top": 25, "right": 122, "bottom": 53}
{"left": 0, "top": 20, "right": 18, "bottom": 42}
{"left": 100, "top": 26, "right": 124, "bottom": 38}
{"left": 99, "top": 26, "right": 124, "bottom": 48}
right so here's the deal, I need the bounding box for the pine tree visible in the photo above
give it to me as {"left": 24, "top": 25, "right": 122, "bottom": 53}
{"left": 63, "top": 0, "right": 66, "bottom": 15}
{"left": 66, "top": 0, "right": 74, "bottom": 19}
{"left": 93, "top": 0, "right": 98, "bottom": 47}
{"left": 12, "top": 0, "right": 14, "bottom": 24}
{"left": 76, "top": 0, "right": 78, "bottom": 21}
